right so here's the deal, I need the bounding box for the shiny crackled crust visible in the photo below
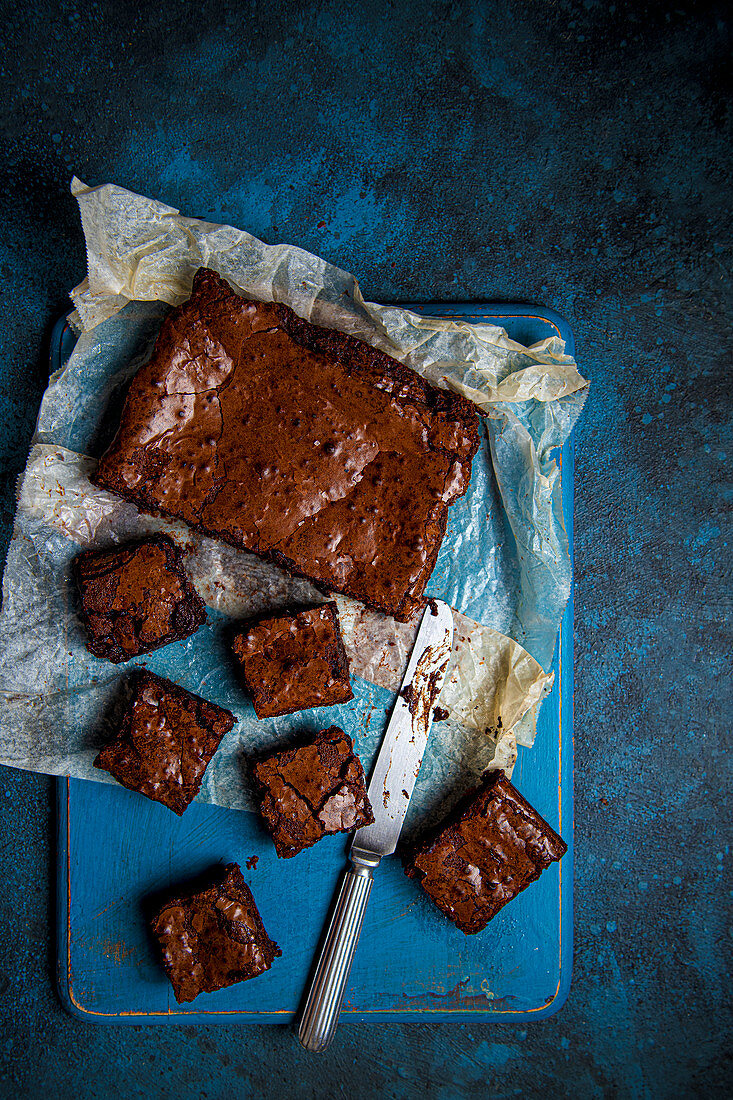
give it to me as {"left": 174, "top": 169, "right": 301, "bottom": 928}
{"left": 232, "top": 602, "right": 353, "bottom": 719}
{"left": 150, "top": 863, "right": 281, "bottom": 1003}
{"left": 94, "top": 670, "right": 236, "bottom": 815}
{"left": 93, "top": 268, "right": 480, "bottom": 621}
{"left": 403, "top": 771, "right": 567, "bottom": 935}
{"left": 252, "top": 726, "right": 374, "bottom": 859}
{"left": 73, "top": 534, "right": 207, "bottom": 663}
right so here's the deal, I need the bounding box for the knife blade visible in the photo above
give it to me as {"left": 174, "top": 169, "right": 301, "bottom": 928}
{"left": 351, "top": 597, "right": 454, "bottom": 862}
{"left": 298, "top": 599, "right": 454, "bottom": 1053}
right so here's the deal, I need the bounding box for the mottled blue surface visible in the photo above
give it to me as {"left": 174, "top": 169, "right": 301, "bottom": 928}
{"left": 0, "top": 1, "right": 730, "bottom": 1097}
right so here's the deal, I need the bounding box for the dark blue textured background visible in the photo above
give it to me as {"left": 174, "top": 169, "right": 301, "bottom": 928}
{"left": 0, "top": 1, "right": 730, "bottom": 1096}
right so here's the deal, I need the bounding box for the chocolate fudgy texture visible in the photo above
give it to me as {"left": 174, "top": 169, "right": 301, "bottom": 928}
{"left": 73, "top": 534, "right": 206, "bottom": 663}
{"left": 232, "top": 602, "right": 353, "bottom": 719}
{"left": 252, "top": 726, "right": 374, "bottom": 858}
{"left": 94, "top": 670, "right": 236, "bottom": 815}
{"left": 93, "top": 268, "right": 480, "bottom": 621}
{"left": 150, "top": 863, "right": 281, "bottom": 1003}
{"left": 404, "top": 771, "right": 567, "bottom": 934}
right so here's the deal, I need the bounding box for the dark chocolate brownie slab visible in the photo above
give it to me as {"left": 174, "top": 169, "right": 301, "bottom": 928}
{"left": 150, "top": 863, "right": 281, "bottom": 1003}
{"left": 94, "top": 670, "right": 236, "bottom": 815}
{"left": 73, "top": 534, "right": 206, "bottom": 663}
{"left": 403, "top": 771, "right": 567, "bottom": 934}
{"left": 93, "top": 268, "right": 480, "bottom": 621}
{"left": 252, "top": 726, "right": 374, "bottom": 858}
{"left": 232, "top": 602, "right": 353, "bottom": 719}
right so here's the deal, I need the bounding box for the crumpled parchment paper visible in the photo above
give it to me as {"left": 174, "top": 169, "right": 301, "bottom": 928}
{"left": 0, "top": 179, "right": 587, "bottom": 823}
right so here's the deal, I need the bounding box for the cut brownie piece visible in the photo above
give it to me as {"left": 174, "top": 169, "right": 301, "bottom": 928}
{"left": 252, "top": 726, "right": 374, "bottom": 858}
{"left": 73, "top": 534, "right": 207, "bottom": 663}
{"left": 403, "top": 771, "right": 567, "bottom": 934}
{"left": 150, "top": 863, "right": 281, "bottom": 1003}
{"left": 232, "top": 602, "right": 353, "bottom": 719}
{"left": 94, "top": 670, "right": 236, "bottom": 815}
{"left": 93, "top": 268, "right": 480, "bottom": 621}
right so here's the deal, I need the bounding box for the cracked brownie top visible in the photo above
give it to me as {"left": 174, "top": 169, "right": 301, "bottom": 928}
{"left": 150, "top": 863, "right": 281, "bottom": 1003}
{"left": 93, "top": 268, "right": 480, "bottom": 620}
{"left": 94, "top": 670, "right": 236, "bottom": 815}
{"left": 403, "top": 771, "right": 567, "bottom": 935}
{"left": 252, "top": 726, "right": 374, "bottom": 858}
{"left": 231, "top": 602, "right": 353, "bottom": 719}
{"left": 73, "top": 534, "right": 207, "bottom": 663}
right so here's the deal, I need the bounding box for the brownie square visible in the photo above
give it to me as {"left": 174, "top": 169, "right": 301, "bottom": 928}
{"left": 150, "top": 863, "right": 281, "bottom": 1003}
{"left": 252, "top": 726, "right": 374, "bottom": 858}
{"left": 94, "top": 670, "right": 236, "bottom": 815}
{"left": 93, "top": 268, "right": 480, "bottom": 621}
{"left": 232, "top": 602, "right": 353, "bottom": 719}
{"left": 73, "top": 534, "right": 207, "bottom": 663}
{"left": 403, "top": 771, "right": 567, "bottom": 934}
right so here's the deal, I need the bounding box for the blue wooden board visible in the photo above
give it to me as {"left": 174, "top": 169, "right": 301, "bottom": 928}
{"left": 55, "top": 304, "right": 575, "bottom": 1024}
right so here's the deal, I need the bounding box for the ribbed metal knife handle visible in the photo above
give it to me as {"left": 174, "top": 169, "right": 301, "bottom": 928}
{"left": 298, "top": 863, "right": 374, "bottom": 1052}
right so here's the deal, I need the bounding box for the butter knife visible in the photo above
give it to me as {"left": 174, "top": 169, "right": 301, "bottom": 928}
{"left": 298, "top": 599, "right": 454, "bottom": 1052}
